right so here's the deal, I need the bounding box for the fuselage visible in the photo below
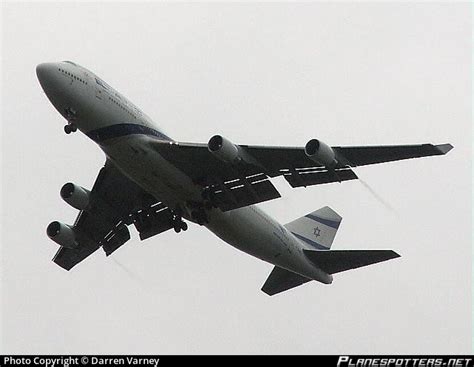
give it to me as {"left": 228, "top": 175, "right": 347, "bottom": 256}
{"left": 36, "top": 61, "right": 332, "bottom": 284}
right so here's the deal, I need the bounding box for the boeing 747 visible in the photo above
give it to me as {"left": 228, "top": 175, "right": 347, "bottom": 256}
{"left": 37, "top": 61, "right": 453, "bottom": 295}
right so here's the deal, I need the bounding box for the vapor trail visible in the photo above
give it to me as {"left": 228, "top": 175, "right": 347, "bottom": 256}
{"left": 110, "top": 256, "right": 145, "bottom": 284}
{"left": 357, "top": 176, "right": 398, "bottom": 216}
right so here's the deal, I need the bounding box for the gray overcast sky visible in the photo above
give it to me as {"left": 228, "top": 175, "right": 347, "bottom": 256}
{"left": 1, "top": 1, "right": 471, "bottom": 354}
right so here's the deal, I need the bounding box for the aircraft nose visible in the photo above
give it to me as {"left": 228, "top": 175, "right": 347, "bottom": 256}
{"left": 36, "top": 62, "right": 61, "bottom": 92}
{"left": 36, "top": 62, "right": 54, "bottom": 81}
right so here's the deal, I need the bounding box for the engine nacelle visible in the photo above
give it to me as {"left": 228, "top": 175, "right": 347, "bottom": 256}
{"left": 304, "top": 139, "right": 338, "bottom": 167}
{"left": 208, "top": 135, "right": 241, "bottom": 163}
{"left": 46, "top": 221, "right": 78, "bottom": 249}
{"left": 60, "top": 182, "right": 90, "bottom": 210}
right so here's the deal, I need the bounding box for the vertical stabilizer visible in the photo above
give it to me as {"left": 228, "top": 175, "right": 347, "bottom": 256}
{"left": 285, "top": 206, "right": 342, "bottom": 250}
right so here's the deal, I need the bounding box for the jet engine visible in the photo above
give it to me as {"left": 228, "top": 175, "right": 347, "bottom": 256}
{"left": 208, "top": 135, "right": 241, "bottom": 164}
{"left": 46, "top": 221, "right": 78, "bottom": 249}
{"left": 304, "top": 139, "right": 338, "bottom": 167}
{"left": 60, "top": 182, "right": 90, "bottom": 210}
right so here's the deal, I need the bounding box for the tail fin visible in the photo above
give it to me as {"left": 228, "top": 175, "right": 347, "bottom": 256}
{"left": 303, "top": 249, "right": 400, "bottom": 274}
{"left": 285, "top": 206, "right": 342, "bottom": 250}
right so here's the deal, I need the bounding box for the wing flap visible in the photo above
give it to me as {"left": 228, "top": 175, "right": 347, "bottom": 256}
{"left": 211, "top": 177, "right": 281, "bottom": 212}
{"left": 102, "top": 223, "right": 131, "bottom": 256}
{"left": 284, "top": 167, "right": 358, "bottom": 188}
{"left": 134, "top": 205, "right": 174, "bottom": 240}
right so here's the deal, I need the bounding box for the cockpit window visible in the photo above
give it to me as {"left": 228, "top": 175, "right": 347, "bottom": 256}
{"left": 63, "top": 60, "right": 77, "bottom": 66}
{"left": 95, "top": 78, "right": 110, "bottom": 90}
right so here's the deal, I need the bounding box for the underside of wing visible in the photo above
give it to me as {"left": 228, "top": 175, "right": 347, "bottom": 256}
{"left": 333, "top": 143, "right": 453, "bottom": 167}
{"left": 151, "top": 138, "right": 452, "bottom": 211}
{"left": 53, "top": 236, "right": 102, "bottom": 271}
{"left": 51, "top": 160, "right": 175, "bottom": 270}
{"left": 152, "top": 142, "right": 283, "bottom": 211}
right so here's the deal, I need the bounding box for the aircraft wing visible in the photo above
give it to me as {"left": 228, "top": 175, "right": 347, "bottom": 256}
{"left": 152, "top": 140, "right": 452, "bottom": 211}
{"left": 53, "top": 160, "right": 174, "bottom": 270}
{"left": 333, "top": 143, "right": 453, "bottom": 167}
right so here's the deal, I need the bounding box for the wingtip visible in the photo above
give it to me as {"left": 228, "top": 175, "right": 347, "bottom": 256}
{"left": 435, "top": 143, "right": 454, "bottom": 155}
{"left": 391, "top": 250, "right": 401, "bottom": 259}
{"left": 261, "top": 288, "right": 275, "bottom": 296}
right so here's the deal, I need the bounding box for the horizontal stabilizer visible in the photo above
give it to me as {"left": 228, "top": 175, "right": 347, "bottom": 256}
{"left": 303, "top": 249, "right": 400, "bottom": 274}
{"left": 261, "top": 266, "right": 312, "bottom": 296}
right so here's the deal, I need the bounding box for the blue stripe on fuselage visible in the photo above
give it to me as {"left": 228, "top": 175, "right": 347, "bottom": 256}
{"left": 86, "top": 123, "right": 171, "bottom": 143}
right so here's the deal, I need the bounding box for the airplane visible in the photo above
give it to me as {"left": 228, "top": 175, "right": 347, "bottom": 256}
{"left": 37, "top": 61, "right": 453, "bottom": 295}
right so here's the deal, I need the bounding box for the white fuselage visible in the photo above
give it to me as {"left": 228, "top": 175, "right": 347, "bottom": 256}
{"left": 37, "top": 61, "right": 332, "bottom": 284}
